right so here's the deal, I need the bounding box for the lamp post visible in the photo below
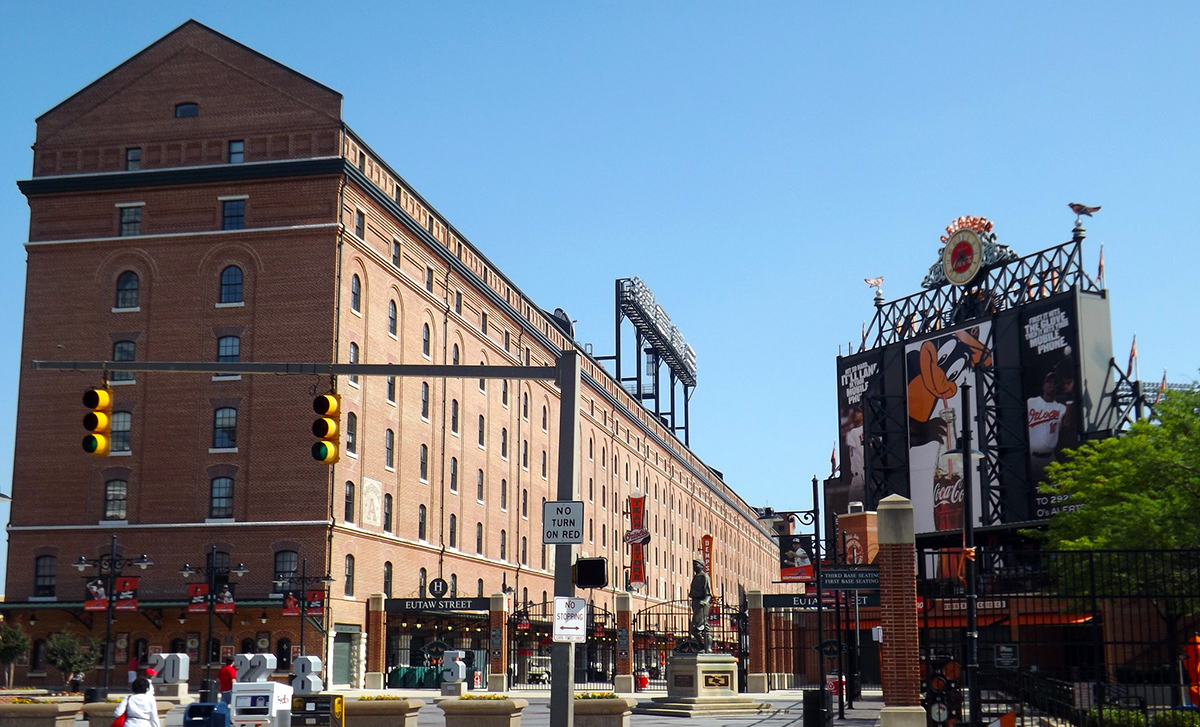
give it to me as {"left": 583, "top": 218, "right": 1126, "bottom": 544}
{"left": 757, "top": 476, "right": 826, "bottom": 713}
{"left": 179, "top": 546, "right": 248, "bottom": 691}
{"left": 73, "top": 534, "right": 154, "bottom": 697}
{"left": 947, "top": 381, "right": 984, "bottom": 727}
{"left": 272, "top": 557, "right": 333, "bottom": 659}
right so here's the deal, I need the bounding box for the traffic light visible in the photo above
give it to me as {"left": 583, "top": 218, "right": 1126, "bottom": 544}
{"left": 312, "top": 394, "right": 341, "bottom": 464}
{"left": 82, "top": 387, "right": 112, "bottom": 457}
{"left": 573, "top": 557, "right": 608, "bottom": 589}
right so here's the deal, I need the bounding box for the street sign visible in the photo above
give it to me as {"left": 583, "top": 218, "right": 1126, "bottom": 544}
{"left": 543, "top": 501, "right": 584, "bottom": 544}
{"left": 763, "top": 592, "right": 880, "bottom": 609}
{"left": 820, "top": 566, "right": 880, "bottom": 590}
{"left": 552, "top": 597, "right": 587, "bottom": 643}
{"left": 428, "top": 578, "right": 449, "bottom": 598}
{"left": 994, "top": 644, "right": 1019, "bottom": 669}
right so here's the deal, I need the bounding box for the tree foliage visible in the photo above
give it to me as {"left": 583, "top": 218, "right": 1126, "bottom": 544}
{"left": 42, "top": 631, "right": 100, "bottom": 686}
{"left": 0, "top": 624, "right": 30, "bottom": 688}
{"left": 1042, "top": 387, "right": 1200, "bottom": 550}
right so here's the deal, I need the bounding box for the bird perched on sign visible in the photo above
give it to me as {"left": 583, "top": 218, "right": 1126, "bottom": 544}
{"left": 864, "top": 277, "right": 884, "bottom": 289}
{"left": 1068, "top": 202, "right": 1101, "bottom": 218}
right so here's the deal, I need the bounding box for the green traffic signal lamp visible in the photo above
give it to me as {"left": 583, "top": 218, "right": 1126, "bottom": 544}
{"left": 312, "top": 394, "right": 341, "bottom": 464}
{"left": 82, "top": 387, "right": 112, "bottom": 457}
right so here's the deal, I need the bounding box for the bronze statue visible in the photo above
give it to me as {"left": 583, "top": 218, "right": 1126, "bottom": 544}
{"left": 688, "top": 559, "right": 712, "bottom": 652}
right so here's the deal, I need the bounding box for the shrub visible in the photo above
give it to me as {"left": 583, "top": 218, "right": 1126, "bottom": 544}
{"left": 575, "top": 692, "right": 618, "bottom": 699}
{"left": 1085, "top": 708, "right": 1148, "bottom": 727}
{"left": 357, "top": 696, "right": 403, "bottom": 701}
{"left": 459, "top": 693, "right": 508, "bottom": 700}
{"left": 1153, "top": 711, "right": 1200, "bottom": 727}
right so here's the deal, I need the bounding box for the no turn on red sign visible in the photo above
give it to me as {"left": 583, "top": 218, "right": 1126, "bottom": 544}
{"left": 553, "top": 597, "right": 587, "bottom": 643}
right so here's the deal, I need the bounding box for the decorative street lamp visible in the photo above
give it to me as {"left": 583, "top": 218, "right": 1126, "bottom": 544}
{"left": 756, "top": 476, "right": 827, "bottom": 712}
{"left": 272, "top": 557, "right": 333, "bottom": 660}
{"left": 73, "top": 534, "right": 153, "bottom": 697}
{"left": 179, "top": 545, "right": 248, "bottom": 692}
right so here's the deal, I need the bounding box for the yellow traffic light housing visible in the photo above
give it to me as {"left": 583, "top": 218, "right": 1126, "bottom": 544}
{"left": 312, "top": 394, "right": 341, "bottom": 464}
{"left": 82, "top": 387, "right": 112, "bottom": 457}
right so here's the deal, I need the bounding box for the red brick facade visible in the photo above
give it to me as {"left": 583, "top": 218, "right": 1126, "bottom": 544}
{"left": 9, "top": 20, "right": 784, "bottom": 689}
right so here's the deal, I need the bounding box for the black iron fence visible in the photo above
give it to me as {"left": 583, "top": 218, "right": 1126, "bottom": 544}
{"left": 631, "top": 598, "right": 747, "bottom": 691}
{"left": 918, "top": 548, "right": 1200, "bottom": 727}
{"left": 507, "top": 600, "right": 616, "bottom": 691}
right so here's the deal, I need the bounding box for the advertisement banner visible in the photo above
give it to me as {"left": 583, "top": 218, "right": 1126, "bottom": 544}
{"left": 282, "top": 592, "right": 301, "bottom": 617}
{"left": 186, "top": 584, "right": 208, "bottom": 614}
{"left": 213, "top": 583, "right": 237, "bottom": 614}
{"left": 700, "top": 535, "right": 713, "bottom": 574}
{"left": 1020, "top": 295, "right": 1081, "bottom": 519}
{"left": 305, "top": 590, "right": 325, "bottom": 617}
{"left": 779, "top": 533, "right": 815, "bottom": 583}
{"left": 837, "top": 350, "right": 884, "bottom": 509}
{"left": 627, "top": 494, "right": 649, "bottom": 591}
{"left": 84, "top": 578, "right": 108, "bottom": 612}
{"left": 905, "top": 323, "right": 993, "bottom": 535}
{"left": 114, "top": 576, "right": 139, "bottom": 611}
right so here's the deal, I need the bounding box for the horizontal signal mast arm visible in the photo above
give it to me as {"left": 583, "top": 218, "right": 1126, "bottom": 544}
{"left": 32, "top": 360, "right": 560, "bottom": 380}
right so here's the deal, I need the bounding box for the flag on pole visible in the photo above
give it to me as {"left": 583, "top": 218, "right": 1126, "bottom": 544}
{"left": 830, "top": 443, "right": 838, "bottom": 477}
{"left": 1155, "top": 370, "right": 1168, "bottom": 405}
{"left": 1127, "top": 334, "right": 1137, "bottom": 378}
{"left": 1097, "top": 243, "right": 1105, "bottom": 286}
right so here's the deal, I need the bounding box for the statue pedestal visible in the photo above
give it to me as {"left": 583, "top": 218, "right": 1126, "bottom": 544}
{"left": 153, "top": 682, "right": 194, "bottom": 706}
{"left": 632, "top": 653, "right": 774, "bottom": 718}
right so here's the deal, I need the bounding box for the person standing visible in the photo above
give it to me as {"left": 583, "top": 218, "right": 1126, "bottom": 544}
{"left": 127, "top": 656, "right": 139, "bottom": 688}
{"left": 115, "top": 678, "right": 160, "bottom": 727}
{"left": 218, "top": 657, "right": 237, "bottom": 704}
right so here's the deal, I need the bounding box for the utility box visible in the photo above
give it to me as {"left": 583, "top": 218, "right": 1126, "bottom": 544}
{"left": 230, "top": 682, "right": 293, "bottom": 727}
{"left": 290, "top": 694, "right": 343, "bottom": 727}
{"left": 184, "top": 702, "right": 231, "bottom": 727}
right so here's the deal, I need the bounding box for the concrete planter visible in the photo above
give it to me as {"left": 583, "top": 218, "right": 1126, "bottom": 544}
{"left": 573, "top": 697, "right": 637, "bottom": 727}
{"left": 437, "top": 697, "right": 528, "bottom": 727}
{"left": 81, "top": 700, "right": 174, "bottom": 727}
{"left": 343, "top": 699, "right": 425, "bottom": 727}
{"left": 0, "top": 702, "right": 82, "bottom": 727}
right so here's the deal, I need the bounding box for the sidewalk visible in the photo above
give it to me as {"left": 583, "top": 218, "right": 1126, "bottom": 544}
{"left": 157, "top": 688, "right": 884, "bottom": 727}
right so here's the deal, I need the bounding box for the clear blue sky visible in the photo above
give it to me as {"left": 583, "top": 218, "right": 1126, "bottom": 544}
{"left": 1, "top": 3, "right": 1196, "bottom": 590}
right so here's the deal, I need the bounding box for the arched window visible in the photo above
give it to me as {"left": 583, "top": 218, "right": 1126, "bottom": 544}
{"left": 476, "top": 470, "right": 484, "bottom": 501}
{"left": 500, "top": 531, "right": 507, "bottom": 561}
{"left": 212, "top": 408, "right": 237, "bottom": 449}
{"left": 175, "top": 102, "right": 199, "bottom": 117}
{"left": 111, "top": 341, "right": 135, "bottom": 382}
{"left": 348, "top": 342, "right": 359, "bottom": 385}
{"left": 115, "top": 271, "right": 139, "bottom": 309}
{"left": 478, "top": 415, "right": 486, "bottom": 447}
{"left": 451, "top": 344, "right": 459, "bottom": 365}
{"left": 422, "top": 324, "right": 431, "bottom": 357}
{"left": 501, "top": 428, "right": 508, "bottom": 458}
{"left": 216, "top": 336, "right": 240, "bottom": 364}
{"left": 521, "top": 490, "right": 528, "bottom": 518}
{"left": 418, "top": 506, "right": 427, "bottom": 540}
{"left": 33, "top": 555, "right": 56, "bottom": 597}
{"left": 384, "top": 429, "right": 395, "bottom": 468}
{"left": 449, "top": 458, "right": 458, "bottom": 492}
{"left": 541, "top": 451, "right": 548, "bottom": 478}
{"left": 477, "top": 579, "right": 484, "bottom": 597}
{"left": 219, "top": 266, "right": 243, "bottom": 304}
{"left": 521, "top": 536, "right": 527, "bottom": 565}
{"left": 418, "top": 568, "right": 427, "bottom": 598}
{"left": 387, "top": 300, "right": 397, "bottom": 335}
{"left": 479, "top": 363, "right": 486, "bottom": 392}
{"left": 344, "top": 481, "right": 355, "bottom": 522}
{"left": 449, "top": 514, "right": 457, "bottom": 548}
{"left": 344, "top": 555, "right": 355, "bottom": 597}
{"left": 450, "top": 400, "right": 459, "bottom": 433}
{"left": 500, "top": 479, "right": 508, "bottom": 509}
{"left": 275, "top": 638, "right": 292, "bottom": 671}
{"left": 449, "top": 574, "right": 457, "bottom": 598}
{"left": 350, "top": 274, "right": 361, "bottom": 312}
{"left": 476, "top": 523, "right": 484, "bottom": 554}
{"left": 383, "top": 562, "right": 393, "bottom": 597}
{"left": 210, "top": 477, "right": 234, "bottom": 518}
{"left": 420, "top": 382, "right": 429, "bottom": 418}
{"left": 383, "top": 495, "right": 393, "bottom": 532}
{"left": 419, "top": 444, "right": 428, "bottom": 481}
{"left": 346, "top": 412, "right": 357, "bottom": 454}
{"left": 588, "top": 438, "right": 593, "bottom": 460}
{"left": 522, "top": 441, "right": 528, "bottom": 469}
{"left": 542, "top": 406, "right": 548, "bottom": 431}
{"left": 502, "top": 381, "right": 509, "bottom": 406}
{"left": 111, "top": 411, "right": 132, "bottom": 453}
{"left": 207, "top": 637, "right": 220, "bottom": 665}
{"left": 386, "top": 376, "right": 396, "bottom": 402}
{"left": 104, "top": 479, "right": 128, "bottom": 520}
{"left": 274, "top": 551, "right": 298, "bottom": 582}
{"left": 522, "top": 392, "right": 529, "bottom": 419}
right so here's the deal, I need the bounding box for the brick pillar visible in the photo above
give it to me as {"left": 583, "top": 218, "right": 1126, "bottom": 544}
{"left": 364, "top": 594, "right": 386, "bottom": 688}
{"left": 614, "top": 592, "right": 634, "bottom": 693}
{"left": 488, "top": 593, "right": 509, "bottom": 691}
{"left": 746, "top": 590, "right": 768, "bottom": 693}
{"left": 878, "top": 495, "right": 926, "bottom": 727}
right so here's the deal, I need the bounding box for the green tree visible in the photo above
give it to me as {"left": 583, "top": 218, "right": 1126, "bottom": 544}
{"left": 0, "top": 624, "right": 31, "bottom": 688}
{"left": 1042, "top": 387, "right": 1200, "bottom": 550}
{"left": 42, "top": 632, "right": 100, "bottom": 688}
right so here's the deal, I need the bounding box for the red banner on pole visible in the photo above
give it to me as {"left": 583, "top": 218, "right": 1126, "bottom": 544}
{"left": 628, "top": 494, "right": 649, "bottom": 590}
{"left": 304, "top": 590, "right": 325, "bottom": 617}
{"left": 84, "top": 578, "right": 108, "bottom": 612}
{"left": 213, "top": 583, "right": 237, "bottom": 614}
{"left": 701, "top": 535, "right": 713, "bottom": 575}
{"left": 113, "top": 576, "right": 139, "bottom": 611}
{"left": 186, "top": 584, "right": 209, "bottom": 614}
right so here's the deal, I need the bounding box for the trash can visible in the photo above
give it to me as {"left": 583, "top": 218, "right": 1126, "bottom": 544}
{"left": 635, "top": 670, "right": 649, "bottom": 691}
{"left": 84, "top": 687, "right": 108, "bottom": 703}
{"left": 803, "top": 688, "right": 831, "bottom": 727}
{"left": 825, "top": 672, "right": 845, "bottom": 696}
{"left": 197, "top": 679, "right": 220, "bottom": 705}
{"left": 184, "top": 701, "right": 230, "bottom": 727}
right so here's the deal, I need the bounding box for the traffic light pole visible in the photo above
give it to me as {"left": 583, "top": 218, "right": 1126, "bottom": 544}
{"left": 550, "top": 351, "right": 580, "bottom": 727}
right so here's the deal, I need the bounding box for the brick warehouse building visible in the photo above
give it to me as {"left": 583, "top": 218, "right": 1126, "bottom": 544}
{"left": 7, "top": 21, "right": 792, "bottom": 689}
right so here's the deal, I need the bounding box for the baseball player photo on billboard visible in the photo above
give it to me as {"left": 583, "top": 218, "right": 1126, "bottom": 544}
{"left": 1020, "top": 295, "right": 1081, "bottom": 518}
{"left": 836, "top": 351, "right": 883, "bottom": 509}
{"left": 905, "top": 323, "right": 993, "bottom": 535}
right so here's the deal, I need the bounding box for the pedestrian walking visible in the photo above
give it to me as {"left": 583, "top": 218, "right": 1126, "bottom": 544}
{"left": 114, "top": 678, "right": 160, "bottom": 727}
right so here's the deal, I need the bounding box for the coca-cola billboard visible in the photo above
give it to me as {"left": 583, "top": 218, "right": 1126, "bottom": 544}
{"left": 904, "top": 322, "right": 993, "bottom": 535}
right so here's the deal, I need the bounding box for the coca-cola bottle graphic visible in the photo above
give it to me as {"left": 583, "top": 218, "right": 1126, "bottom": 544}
{"left": 932, "top": 407, "right": 964, "bottom": 532}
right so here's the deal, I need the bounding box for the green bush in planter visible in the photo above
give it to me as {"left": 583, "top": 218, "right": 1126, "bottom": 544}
{"left": 1153, "top": 711, "right": 1200, "bottom": 727}
{"left": 1085, "top": 708, "right": 1148, "bottom": 727}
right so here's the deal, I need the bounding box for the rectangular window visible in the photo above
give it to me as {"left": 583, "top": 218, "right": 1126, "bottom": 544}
{"left": 228, "top": 140, "right": 244, "bottom": 164}
{"left": 391, "top": 241, "right": 401, "bottom": 267}
{"left": 210, "top": 477, "right": 234, "bottom": 518}
{"left": 481, "top": 311, "right": 488, "bottom": 335}
{"left": 104, "top": 480, "right": 128, "bottom": 520}
{"left": 354, "top": 210, "right": 364, "bottom": 238}
{"left": 454, "top": 291, "right": 462, "bottom": 315}
{"left": 125, "top": 148, "right": 141, "bottom": 171}
{"left": 119, "top": 207, "right": 141, "bottom": 236}
{"left": 222, "top": 200, "right": 245, "bottom": 230}
{"left": 425, "top": 267, "right": 434, "bottom": 293}
{"left": 34, "top": 556, "right": 56, "bottom": 598}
